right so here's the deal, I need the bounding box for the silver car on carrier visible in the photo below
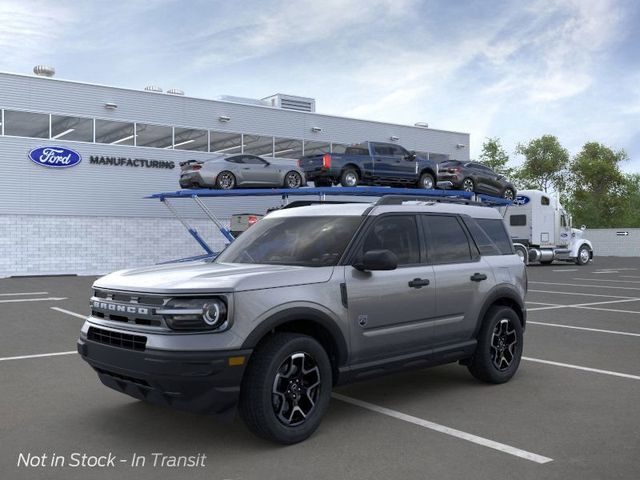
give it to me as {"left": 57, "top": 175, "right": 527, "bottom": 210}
{"left": 179, "top": 154, "right": 307, "bottom": 189}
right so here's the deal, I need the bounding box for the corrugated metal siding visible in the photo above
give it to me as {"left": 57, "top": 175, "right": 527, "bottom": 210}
{"left": 586, "top": 228, "right": 640, "bottom": 257}
{"left": 0, "top": 71, "right": 470, "bottom": 219}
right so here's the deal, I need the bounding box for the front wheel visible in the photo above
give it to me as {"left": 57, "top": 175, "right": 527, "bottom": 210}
{"left": 284, "top": 171, "right": 303, "bottom": 189}
{"left": 417, "top": 172, "right": 435, "bottom": 189}
{"left": 239, "top": 333, "right": 332, "bottom": 444}
{"left": 467, "top": 306, "right": 523, "bottom": 384}
{"left": 576, "top": 245, "right": 591, "bottom": 265}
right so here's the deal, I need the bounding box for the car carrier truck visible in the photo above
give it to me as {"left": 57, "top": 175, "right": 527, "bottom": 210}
{"left": 504, "top": 189, "right": 593, "bottom": 265}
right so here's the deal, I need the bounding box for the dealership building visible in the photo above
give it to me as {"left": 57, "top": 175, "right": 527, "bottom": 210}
{"left": 0, "top": 69, "right": 470, "bottom": 277}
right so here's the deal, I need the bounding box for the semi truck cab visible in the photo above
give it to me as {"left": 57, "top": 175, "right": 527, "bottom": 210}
{"left": 504, "top": 190, "right": 593, "bottom": 265}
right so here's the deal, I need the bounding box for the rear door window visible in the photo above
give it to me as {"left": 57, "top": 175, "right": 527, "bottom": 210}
{"left": 422, "top": 215, "right": 472, "bottom": 264}
{"left": 361, "top": 215, "right": 420, "bottom": 265}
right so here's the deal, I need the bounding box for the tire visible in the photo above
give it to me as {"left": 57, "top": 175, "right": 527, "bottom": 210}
{"left": 216, "top": 171, "right": 236, "bottom": 190}
{"left": 284, "top": 171, "right": 303, "bottom": 189}
{"left": 462, "top": 177, "right": 475, "bottom": 192}
{"left": 340, "top": 168, "right": 359, "bottom": 187}
{"left": 417, "top": 172, "right": 435, "bottom": 190}
{"left": 576, "top": 245, "right": 591, "bottom": 265}
{"left": 239, "top": 333, "right": 332, "bottom": 444}
{"left": 467, "top": 306, "right": 523, "bottom": 384}
{"left": 502, "top": 187, "right": 515, "bottom": 200}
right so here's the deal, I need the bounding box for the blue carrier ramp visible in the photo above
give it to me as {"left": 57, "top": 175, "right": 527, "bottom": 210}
{"left": 147, "top": 186, "right": 512, "bottom": 258}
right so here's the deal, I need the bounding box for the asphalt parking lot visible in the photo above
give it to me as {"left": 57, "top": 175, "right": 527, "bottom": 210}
{"left": 1, "top": 257, "right": 639, "bottom": 480}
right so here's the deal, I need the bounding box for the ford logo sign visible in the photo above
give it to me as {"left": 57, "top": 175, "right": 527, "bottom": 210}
{"left": 28, "top": 146, "right": 82, "bottom": 168}
{"left": 513, "top": 195, "right": 530, "bottom": 206}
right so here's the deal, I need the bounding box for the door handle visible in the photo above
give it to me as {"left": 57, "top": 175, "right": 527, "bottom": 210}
{"left": 470, "top": 273, "right": 487, "bottom": 282}
{"left": 408, "top": 278, "right": 430, "bottom": 288}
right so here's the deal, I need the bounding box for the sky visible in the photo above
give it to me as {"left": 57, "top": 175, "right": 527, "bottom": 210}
{"left": 1, "top": 0, "right": 639, "bottom": 171}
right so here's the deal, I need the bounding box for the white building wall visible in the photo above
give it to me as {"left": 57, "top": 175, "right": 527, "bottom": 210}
{"left": 586, "top": 228, "right": 640, "bottom": 257}
{"left": 0, "top": 215, "right": 230, "bottom": 278}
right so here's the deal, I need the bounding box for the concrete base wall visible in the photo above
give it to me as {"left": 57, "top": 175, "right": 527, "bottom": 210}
{"left": 586, "top": 228, "right": 640, "bottom": 257}
{"left": 0, "top": 215, "right": 229, "bottom": 278}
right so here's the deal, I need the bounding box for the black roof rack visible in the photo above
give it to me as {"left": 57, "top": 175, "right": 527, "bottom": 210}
{"left": 375, "top": 194, "right": 488, "bottom": 206}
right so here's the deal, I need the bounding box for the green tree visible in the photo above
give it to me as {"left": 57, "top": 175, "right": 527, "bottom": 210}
{"left": 478, "top": 137, "right": 512, "bottom": 175}
{"left": 514, "top": 135, "right": 569, "bottom": 192}
{"left": 566, "top": 142, "right": 630, "bottom": 228}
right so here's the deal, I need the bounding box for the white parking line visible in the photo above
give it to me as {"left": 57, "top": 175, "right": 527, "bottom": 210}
{"left": 527, "top": 298, "right": 640, "bottom": 312}
{"left": 51, "top": 307, "right": 87, "bottom": 319}
{"left": 0, "top": 291, "right": 49, "bottom": 296}
{"left": 529, "top": 281, "right": 640, "bottom": 291}
{"left": 575, "top": 306, "right": 640, "bottom": 315}
{"left": 0, "top": 297, "right": 68, "bottom": 304}
{"left": 523, "top": 357, "right": 640, "bottom": 381}
{"left": 528, "top": 321, "right": 640, "bottom": 337}
{"left": 552, "top": 269, "right": 578, "bottom": 272}
{"left": 573, "top": 278, "right": 640, "bottom": 284}
{"left": 0, "top": 351, "right": 76, "bottom": 362}
{"left": 332, "top": 393, "right": 553, "bottom": 464}
{"left": 529, "top": 289, "right": 639, "bottom": 299}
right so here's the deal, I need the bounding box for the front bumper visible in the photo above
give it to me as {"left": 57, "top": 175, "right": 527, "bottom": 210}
{"left": 77, "top": 336, "right": 251, "bottom": 416}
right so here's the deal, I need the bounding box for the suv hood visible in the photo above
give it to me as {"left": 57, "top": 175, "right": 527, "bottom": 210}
{"left": 93, "top": 261, "right": 333, "bottom": 294}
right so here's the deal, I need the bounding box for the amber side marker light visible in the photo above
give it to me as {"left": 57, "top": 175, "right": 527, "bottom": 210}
{"left": 228, "top": 356, "right": 246, "bottom": 366}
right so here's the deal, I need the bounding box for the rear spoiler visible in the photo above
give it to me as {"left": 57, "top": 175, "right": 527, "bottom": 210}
{"left": 179, "top": 159, "right": 202, "bottom": 167}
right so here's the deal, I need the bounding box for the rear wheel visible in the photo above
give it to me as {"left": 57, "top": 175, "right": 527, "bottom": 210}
{"left": 417, "top": 172, "right": 435, "bottom": 189}
{"left": 462, "top": 177, "right": 475, "bottom": 192}
{"left": 216, "top": 171, "right": 236, "bottom": 189}
{"left": 467, "top": 306, "right": 523, "bottom": 384}
{"left": 284, "top": 171, "right": 303, "bottom": 189}
{"left": 576, "top": 245, "right": 591, "bottom": 265}
{"left": 239, "top": 333, "right": 332, "bottom": 444}
{"left": 340, "top": 169, "right": 359, "bottom": 187}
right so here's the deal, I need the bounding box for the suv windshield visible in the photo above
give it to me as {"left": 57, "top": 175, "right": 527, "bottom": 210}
{"left": 215, "top": 216, "right": 363, "bottom": 267}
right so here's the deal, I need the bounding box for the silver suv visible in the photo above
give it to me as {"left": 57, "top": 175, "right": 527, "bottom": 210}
{"left": 78, "top": 197, "right": 527, "bottom": 444}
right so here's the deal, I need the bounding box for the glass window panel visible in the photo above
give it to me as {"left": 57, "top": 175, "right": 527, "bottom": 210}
{"left": 173, "top": 127, "right": 208, "bottom": 151}
{"left": 95, "top": 119, "right": 135, "bottom": 145}
{"left": 303, "top": 140, "right": 330, "bottom": 156}
{"left": 135, "top": 123, "right": 172, "bottom": 148}
{"left": 244, "top": 134, "right": 274, "bottom": 156}
{"left": 273, "top": 137, "right": 303, "bottom": 159}
{"left": 4, "top": 110, "right": 49, "bottom": 138}
{"left": 51, "top": 115, "right": 93, "bottom": 142}
{"left": 210, "top": 131, "right": 243, "bottom": 154}
{"left": 331, "top": 143, "right": 348, "bottom": 154}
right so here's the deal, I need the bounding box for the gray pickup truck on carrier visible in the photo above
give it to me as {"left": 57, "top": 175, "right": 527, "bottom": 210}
{"left": 299, "top": 141, "right": 440, "bottom": 189}
{"left": 78, "top": 195, "right": 527, "bottom": 444}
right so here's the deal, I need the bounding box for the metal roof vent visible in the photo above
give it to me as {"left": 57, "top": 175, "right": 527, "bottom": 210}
{"left": 33, "top": 65, "right": 55, "bottom": 77}
{"left": 167, "top": 88, "right": 185, "bottom": 96}
{"left": 262, "top": 94, "right": 316, "bottom": 112}
{"left": 144, "top": 85, "right": 163, "bottom": 93}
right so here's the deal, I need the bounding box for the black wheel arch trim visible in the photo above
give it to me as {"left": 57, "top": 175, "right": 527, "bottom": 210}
{"left": 241, "top": 307, "right": 349, "bottom": 368}
{"left": 474, "top": 285, "right": 526, "bottom": 335}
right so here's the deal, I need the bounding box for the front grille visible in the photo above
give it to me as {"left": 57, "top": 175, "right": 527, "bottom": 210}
{"left": 91, "top": 289, "right": 167, "bottom": 328}
{"left": 88, "top": 326, "right": 147, "bottom": 351}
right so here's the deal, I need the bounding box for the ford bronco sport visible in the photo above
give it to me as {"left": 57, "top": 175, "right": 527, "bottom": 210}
{"left": 78, "top": 197, "right": 527, "bottom": 444}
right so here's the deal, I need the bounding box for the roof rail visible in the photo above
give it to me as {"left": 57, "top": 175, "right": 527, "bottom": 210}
{"left": 375, "top": 194, "right": 480, "bottom": 206}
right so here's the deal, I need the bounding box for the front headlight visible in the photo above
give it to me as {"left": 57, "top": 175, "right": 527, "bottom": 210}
{"left": 158, "top": 298, "right": 229, "bottom": 331}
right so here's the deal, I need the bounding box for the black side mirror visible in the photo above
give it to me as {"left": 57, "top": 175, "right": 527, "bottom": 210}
{"left": 353, "top": 249, "right": 398, "bottom": 271}
{"left": 405, "top": 151, "right": 416, "bottom": 161}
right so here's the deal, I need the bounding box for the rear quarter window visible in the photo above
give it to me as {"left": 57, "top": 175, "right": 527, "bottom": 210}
{"left": 472, "top": 218, "right": 514, "bottom": 255}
